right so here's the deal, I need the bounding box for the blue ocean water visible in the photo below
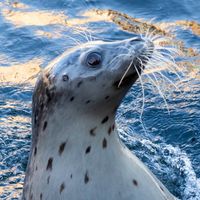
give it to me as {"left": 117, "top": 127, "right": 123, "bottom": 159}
{"left": 0, "top": 0, "right": 200, "bottom": 199}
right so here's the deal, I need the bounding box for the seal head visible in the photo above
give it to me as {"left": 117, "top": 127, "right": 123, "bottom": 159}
{"left": 46, "top": 37, "right": 152, "bottom": 111}
{"left": 23, "top": 37, "right": 175, "bottom": 200}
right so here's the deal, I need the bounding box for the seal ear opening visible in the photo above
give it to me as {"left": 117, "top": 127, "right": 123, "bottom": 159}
{"left": 62, "top": 74, "right": 69, "bottom": 82}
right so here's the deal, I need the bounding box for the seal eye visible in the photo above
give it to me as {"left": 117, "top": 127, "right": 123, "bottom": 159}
{"left": 86, "top": 52, "right": 102, "bottom": 67}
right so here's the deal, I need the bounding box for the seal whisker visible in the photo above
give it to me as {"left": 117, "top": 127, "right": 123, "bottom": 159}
{"left": 154, "top": 45, "right": 182, "bottom": 55}
{"left": 142, "top": 68, "right": 170, "bottom": 113}
{"left": 137, "top": 26, "right": 145, "bottom": 40}
{"left": 91, "top": 36, "right": 113, "bottom": 42}
{"left": 79, "top": 26, "right": 93, "bottom": 42}
{"left": 149, "top": 17, "right": 157, "bottom": 24}
{"left": 144, "top": 26, "right": 153, "bottom": 41}
{"left": 108, "top": 53, "right": 128, "bottom": 66}
{"left": 133, "top": 62, "right": 145, "bottom": 118}
{"left": 150, "top": 33, "right": 171, "bottom": 42}
{"left": 157, "top": 71, "right": 183, "bottom": 92}
{"left": 118, "top": 59, "right": 134, "bottom": 88}
{"left": 136, "top": 55, "right": 170, "bottom": 113}
{"left": 147, "top": 60, "right": 182, "bottom": 84}
{"left": 155, "top": 49, "right": 176, "bottom": 63}
{"left": 151, "top": 35, "right": 166, "bottom": 42}
{"left": 155, "top": 57, "right": 184, "bottom": 78}
{"left": 72, "top": 24, "right": 110, "bottom": 42}
{"left": 141, "top": 54, "right": 181, "bottom": 91}
{"left": 152, "top": 36, "right": 170, "bottom": 43}
{"left": 155, "top": 51, "right": 179, "bottom": 66}
{"left": 78, "top": 25, "right": 93, "bottom": 42}
{"left": 146, "top": 29, "right": 158, "bottom": 41}
{"left": 86, "top": 27, "right": 95, "bottom": 42}
{"left": 73, "top": 28, "right": 90, "bottom": 42}
{"left": 150, "top": 51, "right": 180, "bottom": 72}
{"left": 134, "top": 67, "right": 148, "bottom": 135}
{"left": 150, "top": 37, "right": 184, "bottom": 79}
{"left": 88, "top": 30, "right": 93, "bottom": 42}
{"left": 142, "top": 27, "right": 148, "bottom": 40}
{"left": 141, "top": 25, "right": 150, "bottom": 40}
{"left": 147, "top": 68, "right": 182, "bottom": 93}
{"left": 79, "top": 25, "right": 93, "bottom": 42}
{"left": 144, "top": 18, "right": 157, "bottom": 40}
{"left": 150, "top": 52, "right": 183, "bottom": 80}
{"left": 65, "top": 34, "right": 83, "bottom": 45}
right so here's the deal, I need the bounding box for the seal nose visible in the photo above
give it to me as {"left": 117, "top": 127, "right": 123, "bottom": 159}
{"left": 129, "top": 37, "right": 143, "bottom": 45}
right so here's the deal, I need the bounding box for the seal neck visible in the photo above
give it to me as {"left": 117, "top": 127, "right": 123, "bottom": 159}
{"left": 40, "top": 107, "right": 119, "bottom": 149}
{"left": 33, "top": 108, "right": 123, "bottom": 178}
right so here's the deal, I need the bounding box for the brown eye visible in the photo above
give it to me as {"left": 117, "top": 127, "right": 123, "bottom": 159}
{"left": 86, "top": 52, "right": 102, "bottom": 67}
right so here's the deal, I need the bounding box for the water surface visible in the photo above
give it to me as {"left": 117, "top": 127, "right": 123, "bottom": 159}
{"left": 0, "top": 0, "right": 200, "bottom": 199}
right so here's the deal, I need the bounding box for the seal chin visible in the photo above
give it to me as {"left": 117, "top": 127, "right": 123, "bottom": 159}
{"left": 113, "top": 72, "right": 138, "bottom": 88}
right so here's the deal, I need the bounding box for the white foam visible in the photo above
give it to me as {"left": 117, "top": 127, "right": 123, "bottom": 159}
{"left": 117, "top": 125, "right": 200, "bottom": 200}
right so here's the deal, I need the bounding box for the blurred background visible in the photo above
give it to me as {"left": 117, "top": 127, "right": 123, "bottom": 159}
{"left": 0, "top": 0, "right": 199, "bottom": 199}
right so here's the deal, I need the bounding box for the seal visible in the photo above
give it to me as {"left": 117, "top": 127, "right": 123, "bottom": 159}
{"left": 22, "top": 37, "right": 176, "bottom": 200}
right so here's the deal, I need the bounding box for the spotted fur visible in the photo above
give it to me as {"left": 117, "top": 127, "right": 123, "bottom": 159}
{"left": 46, "top": 158, "right": 53, "bottom": 171}
{"left": 22, "top": 37, "right": 176, "bottom": 200}
{"left": 84, "top": 171, "right": 89, "bottom": 184}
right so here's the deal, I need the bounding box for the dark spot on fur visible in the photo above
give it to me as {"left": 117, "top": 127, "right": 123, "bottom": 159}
{"left": 132, "top": 179, "right": 138, "bottom": 186}
{"left": 34, "top": 147, "right": 37, "bottom": 156}
{"left": 70, "top": 174, "right": 73, "bottom": 179}
{"left": 43, "top": 121, "right": 47, "bottom": 131}
{"left": 34, "top": 114, "right": 38, "bottom": 124}
{"left": 47, "top": 176, "right": 50, "bottom": 184}
{"left": 85, "top": 146, "right": 91, "bottom": 154}
{"left": 30, "top": 193, "right": 33, "bottom": 200}
{"left": 105, "top": 96, "right": 109, "bottom": 100}
{"left": 90, "top": 127, "right": 97, "bottom": 136}
{"left": 108, "top": 126, "right": 112, "bottom": 135}
{"left": 77, "top": 81, "right": 83, "bottom": 88}
{"left": 70, "top": 97, "right": 74, "bottom": 102}
{"left": 84, "top": 171, "right": 89, "bottom": 184}
{"left": 46, "top": 157, "right": 53, "bottom": 171}
{"left": 112, "top": 124, "right": 115, "bottom": 131}
{"left": 36, "top": 165, "right": 38, "bottom": 171}
{"left": 60, "top": 183, "right": 65, "bottom": 193}
{"left": 40, "top": 193, "right": 43, "bottom": 200}
{"left": 101, "top": 116, "right": 109, "bottom": 124}
{"left": 32, "top": 76, "right": 56, "bottom": 146}
{"left": 59, "top": 142, "right": 66, "bottom": 155}
{"left": 102, "top": 138, "right": 107, "bottom": 148}
{"left": 62, "top": 74, "right": 69, "bottom": 81}
{"left": 46, "top": 88, "right": 53, "bottom": 103}
{"left": 160, "top": 186, "right": 164, "bottom": 192}
{"left": 85, "top": 100, "right": 91, "bottom": 104}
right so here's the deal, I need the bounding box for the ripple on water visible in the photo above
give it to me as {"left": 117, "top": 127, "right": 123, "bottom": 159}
{"left": 0, "top": 0, "right": 200, "bottom": 199}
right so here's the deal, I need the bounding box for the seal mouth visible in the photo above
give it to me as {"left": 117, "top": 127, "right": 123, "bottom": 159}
{"left": 113, "top": 39, "right": 154, "bottom": 89}
{"left": 113, "top": 72, "right": 138, "bottom": 88}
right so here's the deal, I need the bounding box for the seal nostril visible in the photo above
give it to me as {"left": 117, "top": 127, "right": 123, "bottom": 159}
{"left": 129, "top": 37, "right": 143, "bottom": 44}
